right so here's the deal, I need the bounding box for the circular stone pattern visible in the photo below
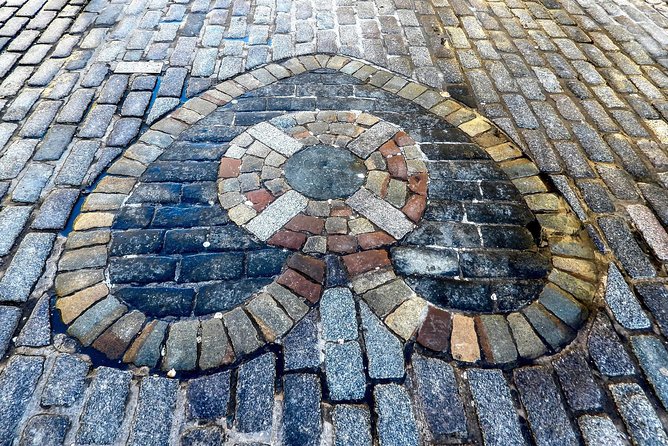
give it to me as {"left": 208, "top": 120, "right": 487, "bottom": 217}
{"left": 52, "top": 58, "right": 604, "bottom": 375}
{"left": 217, "top": 111, "right": 429, "bottom": 253}
{"left": 283, "top": 145, "right": 366, "bottom": 200}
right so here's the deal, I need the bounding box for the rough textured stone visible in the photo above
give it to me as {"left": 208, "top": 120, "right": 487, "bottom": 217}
{"left": 374, "top": 384, "right": 419, "bottom": 446}
{"left": 235, "top": 353, "right": 275, "bottom": 433}
{"left": 187, "top": 371, "right": 230, "bottom": 420}
{"left": 283, "top": 374, "right": 322, "bottom": 446}
{"left": 513, "top": 366, "right": 579, "bottom": 446}
{"left": 411, "top": 354, "right": 467, "bottom": 441}
{"left": 631, "top": 335, "right": 668, "bottom": 410}
{"left": 76, "top": 367, "right": 132, "bottom": 445}
{"left": 333, "top": 405, "right": 372, "bottom": 446}
{"left": 284, "top": 310, "right": 320, "bottom": 371}
{"left": 129, "top": 377, "right": 178, "bottom": 446}
{"left": 468, "top": 369, "right": 528, "bottom": 446}
{"left": 41, "top": 354, "right": 89, "bottom": 407}
{"left": 19, "top": 414, "right": 70, "bottom": 446}
{"left": 604, "top": 264, "right": 651, "bottom": 330}
{"left": 325, "top": 341, "right": 366, "bottom": 401}
{"left": 0, "top": 355, "right": 44, "bottom": 444}
{"left": 0, "top": 233, "right": 56, "bottom": 302}
{"left": 610, "top": 383, "right": 668, "bottom": 446}
{"left": 321, "top": 287, "right": 357, "bottom": 341}
{"left": 359, "top": 302, "right": 404, "bottom": 379}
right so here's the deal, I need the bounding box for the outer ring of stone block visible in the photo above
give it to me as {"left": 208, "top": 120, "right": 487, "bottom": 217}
{"left": 52, "top": 54, "right": 606, "bottom": 373}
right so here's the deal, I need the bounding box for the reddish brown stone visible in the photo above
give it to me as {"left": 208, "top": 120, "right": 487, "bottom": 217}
{"left": 387, "top": 155, "right": 408, "bottom": 180}
{"left": 342, "top": 250, "right": 391, "bottom": 276}
{"left": 246, "top": 189, "right": 274, "bottom": 211}
{"left": 330, "top": 206, "right": 352, "bottom": 217}
{"left": 293, "top": 129, "right": 310, "bottom": 139}
{"left": 219, "top": 158, "right": 241, "bottom": 178}
{"left": 379, "top": 140, "right": 401, "bottom": 157}
{"left": 285, "top": 214, "right": 325, "bottom": 234}
{"left": 200, "top": 91, "right": 228, "bottom": 106}
{"left": 417, "top": 306, "right": 452, "bottom": 351}
{"left": 327, "top": 235, "right": 358, "bottom": 254}
{"left": 124, "top": 320, "right": 161, "bottom": 364}
{"left": 402, "top": 194, "right": 427, "bottom": 223}
{"left": 287, "top": 253, "right": 326, "bottom": 283}
{"left": 408, "top": 173, "right": 428, "bottom": 195}
{"left": 358, "top": 231, "right": 396, "bottom": 250}
{"left": 92, "top": 311, "right": 145, "bottom": 360}
{"left": 394, "top": 131, "right": 414, "bottom": 147}
{"left": 277, "top": 269, "right": 322, "bottom": 303}
{"left": 268, "top": 230, "right": 307, "bottom": 250}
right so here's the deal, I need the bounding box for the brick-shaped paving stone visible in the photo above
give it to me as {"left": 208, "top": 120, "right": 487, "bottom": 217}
{"left": 411, "top": 354, "right": 467, "bottom": 441}
{"left": 128, "top": 376, "right": 178, "bottom": 446}
{"left": 373, "top": 384, "right": 420, "bottom": 446}
{"left": 0, "top": 355, "right": 44, "bottom": 444}
{"left": 325, "top": 341, "right": 366, "bottom": 402}
{"left": 283, "top": 374, "right": 322, "bottom": 446}
{"left": 76, "top": 367, "right": 132, "bottom": 445}
{"left": 235, "top": 353, "right": 275, "bottom": 433}
{"left": 514, "top": 366, "right": 579, "bottom": 446}
{"left": 332, "top": 405, "right": 372, "bottom": 446}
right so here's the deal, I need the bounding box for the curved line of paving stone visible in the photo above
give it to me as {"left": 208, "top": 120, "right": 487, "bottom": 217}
{"left": 53, "top": 54, "right": 607, "bottom": 374}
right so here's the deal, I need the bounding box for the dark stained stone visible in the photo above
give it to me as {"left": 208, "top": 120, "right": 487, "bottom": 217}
{"left": 235, "top": 353, "right": 275, "bottom": 433}
{"left": 284, "top": 145, "right": 366, "bottom": 200}
{"left": 115, "top": 287, "right": 195, "bottom": 317}
{"left": 0, "top": 356, "right": 45, "bottom": 444}
{"left": 129, "top": 377, "right": 178, "bottom": 446}
{"left": 195, "top": 278, "right": 271, "bottom": 315}
{"left": 246, "top": 249, "right": 290, "bottom": 277}
{"left": 76, "top": 367, "right": 132, "bottom": 444}
{"left": 180, "top": 426, "right": 225, "bottom": 446}
{"left": 19, "top": 415, "right": 70, "bottom": 446}
{"left": 179, "top": 252, "right": 245, "bottom": 282}
{"left": 283, "top": 374, "right": 322, "bottom": 446}
{"left": 411, "top": 354, "right": 467, "bottom": 441}
{"left": 187, "top": 371, "right": 231, "bottom": 420}
{"left": 109, "top": 256, "right": 178, "bottom": 284}
{"left": 513, "top": 366, "right": 579, "bottom": 446}
{"left": 553, "top": 351, "right": 605, "bottom": 412}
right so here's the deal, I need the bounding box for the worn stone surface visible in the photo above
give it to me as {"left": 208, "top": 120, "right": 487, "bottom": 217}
{"left": 2, "top": 2, "right": 668, "bottom": 443}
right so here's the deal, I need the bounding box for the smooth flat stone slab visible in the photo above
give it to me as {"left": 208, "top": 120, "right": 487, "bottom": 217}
{"left": 284, "top": 145, "right": 366, "bottom": 200}
{"left": 245, "top": 190, "right": 308, "bottom": 241}
{"left": 346, "top": 188, "right": 414, "bottom": 239}
{"left": 248, "top": 122, "right": 303, "bottom": 157}
{"left": 348, "top": 121, "right": 397, "bottom": 159}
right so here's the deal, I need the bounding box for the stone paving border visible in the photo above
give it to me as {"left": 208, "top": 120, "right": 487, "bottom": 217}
{"left": 53, "top": 54, "right": 606, "bottom": 372}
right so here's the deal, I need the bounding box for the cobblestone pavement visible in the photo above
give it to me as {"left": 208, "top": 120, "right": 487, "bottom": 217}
{"left": 1, "top": 0, "right": 668, "bottom": 444}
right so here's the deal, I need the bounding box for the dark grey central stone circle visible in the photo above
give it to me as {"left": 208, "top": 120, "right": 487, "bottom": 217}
{"left": 283, "top": 145, "right": 367, "bottom": 200}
